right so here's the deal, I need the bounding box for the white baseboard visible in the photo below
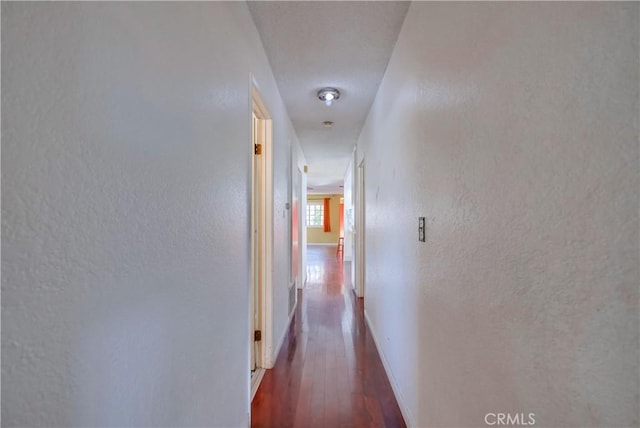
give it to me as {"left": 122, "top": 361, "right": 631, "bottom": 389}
{"left": 364, "top": 309, "right": 415, "bottom": 427}
{"left": 306, "top": 243, "right": 338, "bottom": 246}
{"left": 250, "top": 368, "right": 265, "bottom": 402}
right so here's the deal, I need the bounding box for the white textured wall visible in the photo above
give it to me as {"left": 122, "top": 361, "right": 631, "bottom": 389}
{"left": 1, "top": 3, "right": 299, "bottom": 426}
{"left": 269, "top": 120, "right": 303, "bottom": 366}
{"left": 358, "top": 3, "right": 639, "bottom": 427}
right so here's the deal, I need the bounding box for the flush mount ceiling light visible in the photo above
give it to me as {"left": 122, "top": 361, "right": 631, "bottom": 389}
{"left": 323, "top": 121, "right": 333, "bottom": 128}
{"left": 317, "top": 88, "right": 340, "bottom": 106}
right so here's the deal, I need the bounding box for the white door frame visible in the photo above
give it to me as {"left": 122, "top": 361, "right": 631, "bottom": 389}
{"left": 355, "top": 159, "right": 365, "bottom": 298}
{"left": 250, "top": 80, "right": 275, "bottom": 403}
{"left": 299, "top": 168, "right": 305, "bottom": 288}
{"left": 294, "top": 166, "right": 304, "bottom": 289}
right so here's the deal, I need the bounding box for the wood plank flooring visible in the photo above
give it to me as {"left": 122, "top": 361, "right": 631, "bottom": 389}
{"left": 251, "top": 245, "right": 406, "bottom": 428}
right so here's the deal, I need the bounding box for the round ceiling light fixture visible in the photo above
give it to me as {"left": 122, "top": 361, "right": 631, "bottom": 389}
{"left": 317, "top": 87, "right": 340, "bottom": 106}
{"left": 323, "top": 121, "right": 333, "bottom": 128}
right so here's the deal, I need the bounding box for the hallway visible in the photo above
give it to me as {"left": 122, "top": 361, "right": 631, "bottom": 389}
{"left": 2, "top": 3, "right": 637, "bottom": 427}
{"left": 251, "top": 246, "right": 405, "bottom": 428}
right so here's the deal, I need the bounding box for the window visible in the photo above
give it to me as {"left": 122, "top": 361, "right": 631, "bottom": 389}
{"left": 306, "top": 201, "right": 324, "bottom": 227}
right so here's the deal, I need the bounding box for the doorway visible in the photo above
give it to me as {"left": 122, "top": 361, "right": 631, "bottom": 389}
{"left": 355, "top": 160, "right": 365, "bottom": 298}
{"left": 250, "top": 85, "right": 273, "bottom": 400}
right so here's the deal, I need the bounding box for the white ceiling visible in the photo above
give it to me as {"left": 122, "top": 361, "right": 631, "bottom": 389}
{"left": 248, "top": 1, "right": 410, "bottom": 195}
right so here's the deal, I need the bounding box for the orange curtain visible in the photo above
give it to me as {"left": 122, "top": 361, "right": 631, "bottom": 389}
{"left": 323, "top": 198, "right": 331, "bottom": 232}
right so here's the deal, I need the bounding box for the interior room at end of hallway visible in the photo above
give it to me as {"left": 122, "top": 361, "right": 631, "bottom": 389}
{"left": 306, "top": 194, "right": 342, "bottom": 245}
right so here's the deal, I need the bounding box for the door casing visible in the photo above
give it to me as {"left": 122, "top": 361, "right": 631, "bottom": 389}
{"left": 355, "top": 160, "right": 365, "bottom": 298}
{"left": 250, "top": 80, "right": 274, "bottom": 402}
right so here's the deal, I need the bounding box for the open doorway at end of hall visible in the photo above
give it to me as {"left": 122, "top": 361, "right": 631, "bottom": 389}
{"left": 305, "top": 194, "right": 343, "bottom": 250}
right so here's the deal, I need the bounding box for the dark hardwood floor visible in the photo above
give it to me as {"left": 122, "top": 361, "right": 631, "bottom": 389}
{"left": 251, "top": 245, "right": 406, "bottom": 428}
